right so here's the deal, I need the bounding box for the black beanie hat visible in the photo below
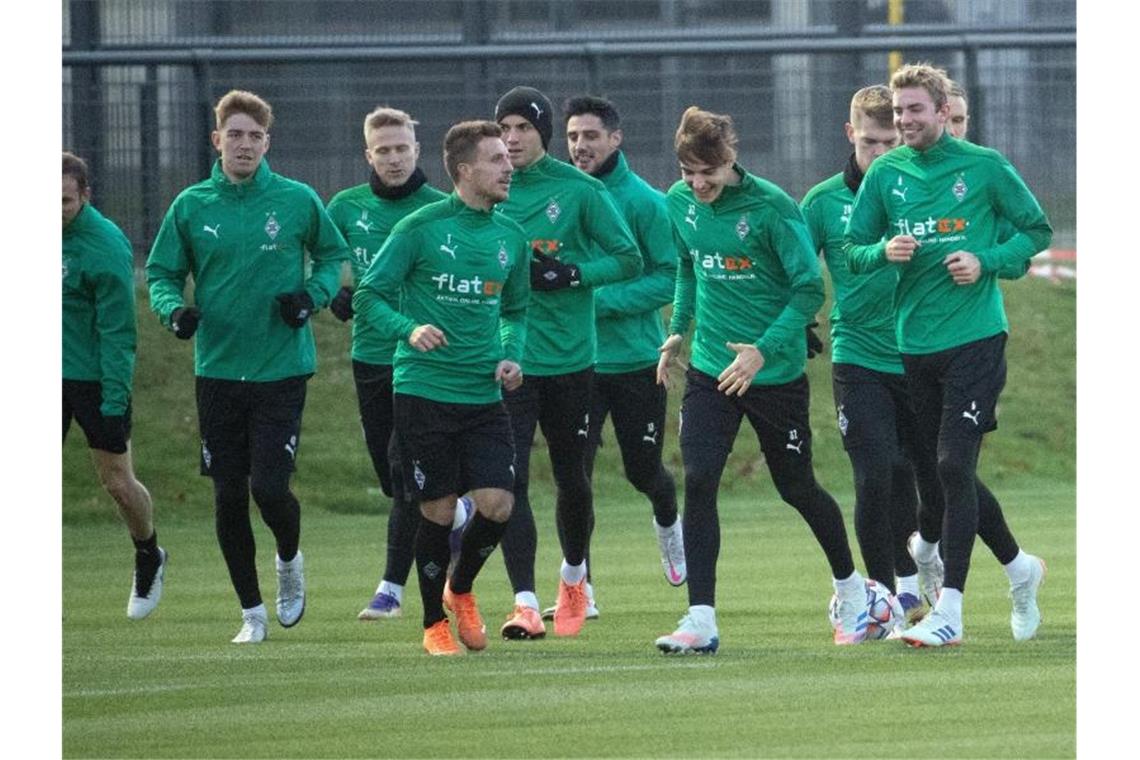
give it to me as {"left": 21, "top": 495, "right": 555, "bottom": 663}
{"left": 494, "top": 86, "right": 554, "bottom": 149}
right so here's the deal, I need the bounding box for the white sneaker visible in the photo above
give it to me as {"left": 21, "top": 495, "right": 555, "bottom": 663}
{"left": 655, "top": 612, "right": 719, "bottom": 654}
{"left": 900, "top": 607, "right": 963, "bottom": 648}
{"left": 276, "top": 551, "right": 306, "bottom": 628}
{"left": 232, "top": 605, "right": 269, "bottom": 644}
{"left": 907, "top": 532, "right": 944, "bottom": 608}
{"left": 1010, "top": 555, "right": 1046, "bottom": 641}
{"left": 541, "top": 582, "right": 599, "bottom": 621}
{"left": 656, "top": 519, "right": 687, "bottom": 586}
{"left": 127, "top": 547, "right": 167, "bottom": 620}
{"left": 833, "top": 575, "right": 870, "bottom": 645}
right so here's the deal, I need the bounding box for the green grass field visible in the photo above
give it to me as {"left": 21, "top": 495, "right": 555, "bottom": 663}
{"left": 62, "top": 276, "right": 1076, "bottom": 758}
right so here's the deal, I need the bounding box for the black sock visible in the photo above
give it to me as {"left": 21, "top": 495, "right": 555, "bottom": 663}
{"left": 131, "top": 531, "right": 161, "bottom": 594}
{"left": 415, "top": 516, "right": 451, "bottom": 628}
{"left": 449, "top": 513, "right": 508, "bottom": 594}
{"left": 132, "top": 531, "right": 159, "bottom": 560}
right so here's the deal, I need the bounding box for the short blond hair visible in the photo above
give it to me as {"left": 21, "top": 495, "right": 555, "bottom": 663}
{"left": 890, "top": 63, "right": 952, "bottom": 109}
{"left": 214, "top": 89, "right": 273, "bottom": 130}
{"left": 850, "top": 85, "right": 894, "bottom": 130}
{"left": 363, "top": 106, "right": 418, "bottom": 141}
{"left": 674, "top": 106, "right": 738, "bottom": 167}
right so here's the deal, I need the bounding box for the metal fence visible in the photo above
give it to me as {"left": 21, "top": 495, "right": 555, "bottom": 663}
{"left": 63, "top": 0, "right": 1077, "bottom": 257}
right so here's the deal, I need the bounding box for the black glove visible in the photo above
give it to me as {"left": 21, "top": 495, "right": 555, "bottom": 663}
{"left": 171, "top": 306, "right": 200, "bottom": 340}
{"left": 101, "top": 415, "right": 129, "bottom": 454}
{"left": 329, "top": 285, "right": 354, "bottom": 322}
{"left": 806, "top": 321, "right": 824, "bottom": 359}
{"left": 530, "top": 248, "right": 581, "bottom": 291}
{"left": 276, "top": 291, "right": 315, "bottom": 328}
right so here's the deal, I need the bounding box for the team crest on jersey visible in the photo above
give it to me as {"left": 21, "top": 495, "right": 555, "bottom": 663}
{"left": 498, "top": 240, "right": 509, "bottom": 270}
{"left": 264, "top": 212, "right": 280, "bottom": 240}
{"left": 952, "top": 173, "right": 968, "bottom": 202}
{"left": 545, "top": 199, "right": 561, "bottom": 224}
{"left": 735, "top": 215, "right": 750, "bottom": 240}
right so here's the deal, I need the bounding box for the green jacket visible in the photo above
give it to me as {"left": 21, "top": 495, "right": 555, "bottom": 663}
{"left": 495, "top": 153, "right": 643, "bottom": 376}
{"left": 146, "top": 160, "right": 350, "bottom": 381}
{"left": 668, "top": 166, "right": 823, "bottom": 386}
{"left": 353, "top": 194, "right": 530, "bottom": 404}
{"left": 327, "top": 180, "right": 448, "bottom": 365}
{"left": 844, "top": 132, "right": 1052, "bottom": 354}
{"left": 593, "top": 151, "right": 677, "bottom": 374}
{"left": 62, "top": 203, "right": 137, "bottom": 415}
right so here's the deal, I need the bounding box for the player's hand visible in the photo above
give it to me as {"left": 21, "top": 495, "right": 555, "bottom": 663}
{"left": 170, "top": 306, "right": 200, "bottom": 339}
{"left": 656, "top": 334, "right": 684, "bottom": 388}
{"left": 718, "top": 342, "right": 764, "bottom": 396}
{"left": 329, "top": 285, "right": 354, "bottom": 322}
{"left": 101, "top": 414, "right": 129, "bottom": 454}
{"left": 806, "top": 321, "right": 824, "bottom": 359}
{"left": 409, "top": 324, "right": 447, "bottom": 352}
{"left": 885, "top": 235, "right": 919, "bottom": 263}
{"left": 495, "top": 360, "right": 523, "bottom": 391}
{"left": 530, "top": 247, "right": 581, "bottom": 291}
{"left": 276, "top": 291, "right": 315, "bottom": 328}
{"left": 944, "top": 251, "right": 982, "bottom": 285}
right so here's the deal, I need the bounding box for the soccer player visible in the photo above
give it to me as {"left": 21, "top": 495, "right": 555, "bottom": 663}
{"left": 947, "top": 81, "right": 970, "bottom": 139}
{"left": 800, "top": 86, "right": 926, "bottom": 622}
{"left": 539, "top": 95, "right": 683, "bottom": 622}
{"left": 325, "top": 107, "right": 466, "bottom": 621}
{"left": 492, "top": 85, "right": 643, "bottom": 639}
{"left": 146, "top": 90, "right": 350, "bottom": 643}
{"left": 63, "top": 151, "right": 167, "bottom": 620}
{"left": 654, "top": 107, "right": 869, "bottom": 654}
{"left": 352, "top": 120, "right": 530, "bottom": 655}
{"left": 844, "top": 63, "right": 1051, "bottom": 647}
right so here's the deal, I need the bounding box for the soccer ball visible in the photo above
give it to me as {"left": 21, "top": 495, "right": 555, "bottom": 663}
{"left": 827, "top": 579, "right": 905, "bottom": 640}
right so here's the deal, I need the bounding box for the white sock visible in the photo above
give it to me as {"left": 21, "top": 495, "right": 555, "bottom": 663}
{"left": 242, "top": 603, "right": 267, "bottom": 619}
{"left": 896, "top": 574, "right": 920, "bottom": 598}
{"left": 688, "top": 604, "right": 717, "bottom": 628}
{"left": 515, "top": 591, "right": 539, "bottom": 611}
{"left": 585, "top": 582, "right": 595, "bottom": 603}
{"left": 378, "top": 581, "right": 403, "bottom": 604}
{"left": 934, "top": 588, "right": 963, "bottom": 623}
{"left": 655, "top": 517, "right": 679, "bottom": 536}
{"left": 833, "top": 570, "right": 864, "bottom": 596}
{"left": 1003, "top": 550, "right": 1034, "bottom": 584}
{"left": 912, "top": 535, "right": 939, "bottom": 563}
{"left": 561, "top": 559, "right": 587, "bottom": 584}
{"left": 452, "top": 496, "right": 472, "bottom": 531}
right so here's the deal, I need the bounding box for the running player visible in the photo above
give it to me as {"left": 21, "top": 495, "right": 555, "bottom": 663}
{"left": 492, "top": 86, "right": 643, "bottom": 639}
{"left": 63, "top": 151, "right": 167, "bottom": 620}
{"left": 655, "top": 106, "right": 869, "bottom": 654}
{"left": 146, "top": 90, "right": 350, "bottom": 643}
{"left": 353, "top": 120, "right": 530, "bottom": 655}
{"left": 844, "top": 63, "right": 1051, "bottom": 647}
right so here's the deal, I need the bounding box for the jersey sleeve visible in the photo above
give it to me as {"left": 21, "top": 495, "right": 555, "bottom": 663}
{"left": 975, "top": 158, "right": 1053, "bottom": 275}
{"left": 353, "top": 229, "right": 419, "bottom": 343}
{"left": 303, "top": 191, "right": 352, "bottom": 308}
{"left": 843, "top": 172, "right": 891, "bottom": 275}
{"left": 666, "top": 222, "right": 695, "bottom": 337}
{"left": 498, "top": 237, "right": 530, "bottom": 364}
{"left": 754, "top": 210, "right": 825, "bottom": 359}
{"left": 144, "top": 200, "right": 192, "bottom": 329}
{"left": 594, "top": 193, "right": 677, "bottom": 319}
{"left": 576, "top": 188, "right": 644, "bottom": 288}
{"left": 92, "top": 239, "right": 138, "bottom": 416}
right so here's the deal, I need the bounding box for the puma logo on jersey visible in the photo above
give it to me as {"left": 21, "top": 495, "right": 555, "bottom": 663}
{"left": 962, "top": 401, "right": 982, "bottom": 426}
{"left": 355, "top": 218, "right": 375, "bottom": 233}
{"left": 685, "top": 204, "right": 699, "bottom": 229}
{"left": 440, "top": 233, "right": 457, "bottom": 259}
{"left": 203, "top": 224, "right": 221, "bottom": 239}
{"left": 891, "top": 176, "right": 909, "bottom": 203}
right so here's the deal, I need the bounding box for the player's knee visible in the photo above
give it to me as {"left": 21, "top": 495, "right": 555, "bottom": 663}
{"left": 771, "top": 465, "right": 819, "bottom": 506}
{"left": 249, "top": 476, "right": 291, "bottom": 511}
{"left": 97, "top": 462, "right": 136, "bottom": 507}
{"left": 936, "top": 449, "right": 974, "bottom": 491}
{"left": 478, "top": 491, "right": 513, "bottom": 522}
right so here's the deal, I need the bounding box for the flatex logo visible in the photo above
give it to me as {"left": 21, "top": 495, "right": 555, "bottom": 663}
{"left": 432, "top": 271, "right": 503, "bottom": 297}
{"left": 689, "top": 248, "right": 754, "bottom": 277}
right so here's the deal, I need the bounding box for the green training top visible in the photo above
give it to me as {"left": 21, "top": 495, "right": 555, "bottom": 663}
{"left": 62, "top": 203, "right": 137, "bottom": 415}
{"left": 146, "top": 159, "right": 350, "bottom": 381}
{"left": 353, "top": 194, "right": 530, "bottom": 405}
{"left": 593, "top": 151, "right": 677, "bottom": 374}
{"left": 327, "top": 180, "right": 448, "bottom": 365}
{"left": 802, "top": 172, "right": 904, "bottom": 374}
{"left": 495, "top": 153, "right": 643, "bottom": 376}
{"left": 668, "top": 166, "right": 823, "bottom": 386}
{"left": 844, "top": 132, "right": 1052, "bottom": 355}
